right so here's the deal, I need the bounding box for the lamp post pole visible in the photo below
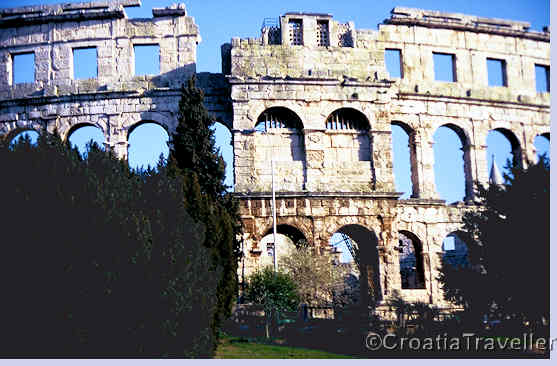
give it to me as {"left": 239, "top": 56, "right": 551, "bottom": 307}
{"left": 271, "top": 158, "right": 278, "bottom": 273}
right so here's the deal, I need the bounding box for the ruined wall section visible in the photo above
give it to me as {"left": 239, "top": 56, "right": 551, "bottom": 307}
{"left": 229, "top": 8, "right": 550, "bottom": 307}
{"left": 376, "top": 7, "right": 550, "bottom": 198}
{"left": 227, "top": 7, "right": 550, "bottom": 198}
{"left": 228, "top": 12, "right": 395, "bottom": 193}
{"left": 0, "top": 1, "right": 233, "bottom": 159}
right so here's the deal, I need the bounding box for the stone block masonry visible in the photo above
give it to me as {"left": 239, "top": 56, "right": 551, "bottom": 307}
{"left": 0, "top": 2, "right": 550, "bottom": 311}
{"left": 226, "top": 8, "right": 549, "bottom": 309}
{"left": 0, "top": 0, "right": 231, "bottom": 159}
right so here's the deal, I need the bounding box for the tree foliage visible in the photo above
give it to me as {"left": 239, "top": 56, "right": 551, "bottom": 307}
{"left": 245, "top": 267, "right": 300, "bottom": 314}
{"left": 440, "top": 156, "right": 549, "bottom": 331}
{"left": 0, "top": 131, "right": 219, "bottom": 357}
{"left": 280, "top": 246, "right": 359, "bottom": 307}
{"left": 167, "top": 76, "right": 241, "bottom": 339}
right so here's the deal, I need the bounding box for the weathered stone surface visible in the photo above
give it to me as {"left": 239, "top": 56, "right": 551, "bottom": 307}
{"left": 230, "top": 9, "right": 549, "bottom": 309}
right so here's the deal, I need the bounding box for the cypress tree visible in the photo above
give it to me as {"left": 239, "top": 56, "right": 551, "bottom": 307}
{"left": 168, "top": 76, "right": 241, "bottom": 340}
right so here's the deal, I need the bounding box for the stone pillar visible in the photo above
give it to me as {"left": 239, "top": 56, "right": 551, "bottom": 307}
{"left": 473, "top": 143, "right": 490, "bottom": 188}
{"left": 412, "top": 129, "right": 439, "bottom": 199}
{"left": 426, "top": 250, "right": 445, "bottom": 305}
{"left": 233, "top": 131, "right": 256, "bottom": 192}
{"left": 303, "top": 129, "right": 325, "bottom": 192}
{"left": 408, "top": 132, "right": 421, "bottom": 198}
{"left": 369, "top": 129, "right": 395, "bottom": 192}
{"left": 462, "top": 144, "right": 475, "bottom": 202}
{"left": 105, "top": 115, "right": 128, "bottom": 160}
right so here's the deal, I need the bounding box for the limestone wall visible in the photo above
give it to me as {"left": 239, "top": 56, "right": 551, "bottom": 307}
{"left": 229, "top": 8, "right": 550, "bottom": 308}
{"left": 0, "top": 0, "right": 198, "bottom": 97}
{"left": 226, "top": 7, "right": 550, "bottom": 197}
{"left": 0, "top": 0, "right": 233, "bottom": 159}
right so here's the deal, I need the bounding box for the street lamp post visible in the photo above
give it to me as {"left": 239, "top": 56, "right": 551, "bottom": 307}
{"left": 271, "top": 158, "right": 278, "bottom": 273}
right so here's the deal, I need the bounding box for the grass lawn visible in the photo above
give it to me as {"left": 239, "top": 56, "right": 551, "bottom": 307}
{"left": 214, "top": 336, "right": 355, "bottom": 359}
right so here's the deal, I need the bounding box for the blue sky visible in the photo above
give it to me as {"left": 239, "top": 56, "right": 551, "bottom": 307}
{"left": 6, "top": 0, "right": 550, "bottom": 202}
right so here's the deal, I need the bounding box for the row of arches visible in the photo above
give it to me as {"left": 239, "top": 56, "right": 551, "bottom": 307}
{"left": 7, "top": 119, "right": 235, "bottom": 188}
{"left": 251, "top": 221, "right": 473, "bottom": 306}
{"left": 7, "top": 122, "right": 170, "bottom": 171}
{"left": 391, "top": 122, "right": 550, "bottom": 202}
{"left": 6, "top": 106, "right": 548, "bottom": 198}
{"left": 253, "top": 106, "right": 371, "bottom": 132}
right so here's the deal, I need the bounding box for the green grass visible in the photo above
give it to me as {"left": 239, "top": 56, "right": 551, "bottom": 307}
{"left": 214, "top": 336, "right": 354, "bottom": 359}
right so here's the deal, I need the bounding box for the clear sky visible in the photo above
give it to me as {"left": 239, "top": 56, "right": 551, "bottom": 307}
{"left": 5, "top": 0, "right": 550, "bottom": 207}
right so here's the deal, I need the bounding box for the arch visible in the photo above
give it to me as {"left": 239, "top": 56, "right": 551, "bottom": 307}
{"left": 333, "top": 224, "right": 382, "bottom": 305}
{"left": 255, "top": 107, "right": 303, "bottom": 131}
{"left": 8, "top": 129, "right": 40, "bottom": 147}
{"left": 127, "top": 119, "right": 170, "bottom": 139}
{"left": 533, "top": 133, "right": 550, "bottom": 163}
{"left": 391, "top": 121, "right": 416, "bottom": 199}
{"left": 442, "top": 231, "right": 469, "bottom": 268}
{"left": 324, "top": 108, "right": 371, "bottom": 162}
{"left": 3, "top": 124, "right": 42, "bottom": 145}
{"left": 391, "top": 120, "right": 415, "bottom": 136}
{"left": 439, "top": 123, "right": 469, "bottom": 148}
{"left": 263, "top": 223, "right": 307, "bottom": 247}
{"left": 212, "top": 121, "right": 234, "bottom": 190}
{"left": 127, "top": 121, "right": 170, "bottom": 170}
{"left": 398, "top": 230, "right": 425, "bottom": 289}
{"left": 433, "top": 123, "right": 471, "bottom": 202}
{"left": 66, "top": 123, "right": 105, "bottom": 156}
{"left": 486, "top": 128, "right": 523, "bottom": 177}
{"left": 325, "top": 108, "right": 370, "bottom": 130}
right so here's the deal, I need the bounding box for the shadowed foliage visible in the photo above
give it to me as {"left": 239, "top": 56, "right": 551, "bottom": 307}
{"left": 440, "top": 155, "right": 549, "bottom": 334}
{"left": 167, "top": 76, "right": 241, "bottom": 346}
{"left": 0, "top": 131, "right": 219, "bottom": 357}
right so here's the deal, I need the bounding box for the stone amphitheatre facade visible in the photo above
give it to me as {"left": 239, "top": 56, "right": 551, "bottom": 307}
{"left": 0, "top": 1, "right": 550, "bottom": 310}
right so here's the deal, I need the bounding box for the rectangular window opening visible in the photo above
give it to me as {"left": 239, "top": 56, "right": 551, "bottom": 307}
{"left": 487, "top": 58, "right": 507, "bottom": 87}
{"left": 385, "top": 49, "right": 402, "bottom": 78}
{"left": 12, "top": 52, "right": 35, "bottom": 84}
{"left": 73, "top": 47, "right": 98, "bottom": 80}
{"left": 134, "top": 44, "right": 160, "bottom": 76}
{"left": 535, "top": 64, "right": 550, "bottom": 92}
{"left": 288, "top": 19, "right": 303, "bottom": 46}
{"left": 317, "top": 20, "right": 329, "bottom": 47}
{"left": 433, "top": 52, "right": 456, "bottom": 82}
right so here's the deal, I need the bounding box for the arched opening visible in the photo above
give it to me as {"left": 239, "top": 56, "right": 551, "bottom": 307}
{"left": 534, "top": 134, "right": 550, "bottom": 163}
{"left": 211, "top": 122, "right": 234, "bottom": 191}
{"left": 253, "top": 107, "right": 305, "bottom": 191}
{"left": 330, "top": 224, "right": 381, "bottom": 308}
{"left": 257, "top": 224, "right": 308, "bottom": 268}
{"left": 325, "top": 108, "right": 370, "bottom": 161}
{"left": 398, "top": 231, "right": 425, "bottom": 289}
{"left": 442, "top": 232, "right": 469, "bottom": 268}
{"left": 8, "top": 129, "right": 39, "bottom": 149}
{"left": 486, "top": 128, "right": 522, "bottom": 177}
{"left": 127, "top": 122, "right": 169, "bottom": 171}
{"left": 433, "top": 124, "right": 468, "bottom": 203}
{"left": 391, "top": 122, "right": 415, "bottom": 199}
{"left": 255, "top": 107, "right": 303, "bottom": 131}
{"left": 67, "top": 124, "right": 105, "bottom": 157}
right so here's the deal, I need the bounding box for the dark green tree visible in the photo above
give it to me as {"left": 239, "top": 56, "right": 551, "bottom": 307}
{"left": 0, "top": 130, "right": 219, "bottom": 357}
{"left": 440, "top": 155, "right": 549, "bottom": 334}
{"left": 167, "top": 76, "right": 241, "bottom": 341}
{"left": 244, "top": 266, "right": 300, "bottom": 338}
